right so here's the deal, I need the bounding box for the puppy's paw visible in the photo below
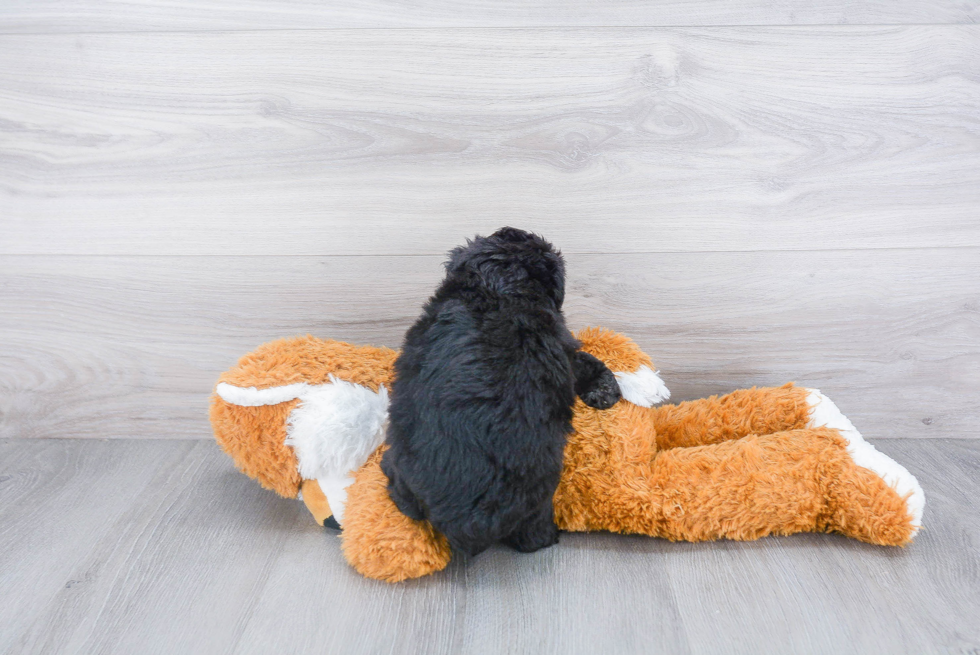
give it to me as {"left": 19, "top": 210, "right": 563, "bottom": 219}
{"left": 503, "top": 519, "right": 560, "bottom": 553}
{"left": 579, "top": 370, "right": 622, "bottom": 410}
{"left": 572, "top": 350, "right": 622, "bottom": 410}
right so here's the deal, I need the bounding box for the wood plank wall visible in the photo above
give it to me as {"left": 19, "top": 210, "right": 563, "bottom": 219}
{"left": 1, "top": 3, "right": 978, "bottom": 440}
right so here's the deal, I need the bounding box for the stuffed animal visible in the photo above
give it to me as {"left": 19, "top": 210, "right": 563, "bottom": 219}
{"left": 210, "top": 328, "right": 924, "bottom": 583}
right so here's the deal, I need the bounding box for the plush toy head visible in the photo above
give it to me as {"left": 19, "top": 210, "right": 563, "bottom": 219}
{"left": 210, "top": 337, "right": 397, "bottom": 506}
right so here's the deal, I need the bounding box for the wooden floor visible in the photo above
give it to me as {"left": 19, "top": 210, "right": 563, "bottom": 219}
{"left": 2, "top": 1, "right": 979, "bottom": 653}
{"left": 1, "top": 437, "right": 977, "bottom": 654}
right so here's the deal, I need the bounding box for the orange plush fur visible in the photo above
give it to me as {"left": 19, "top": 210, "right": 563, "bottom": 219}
{"left": 210, "top": 329, "right": 919, "bottom": 583}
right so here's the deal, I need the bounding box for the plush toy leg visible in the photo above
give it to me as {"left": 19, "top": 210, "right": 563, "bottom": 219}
{"left": 649, "top": 384, "right": 811, "bottom": 450}
{"left": 649, "top": 429, "right": 919, "bottom": 545}
{"left": 803, "top": 389, "right": 924, "bottom": 534}
{"left": 558, "top": 428, "right": 921, "bottom": 546}
{"left": 340, "top": 450, "right": 452, "bottom": 583}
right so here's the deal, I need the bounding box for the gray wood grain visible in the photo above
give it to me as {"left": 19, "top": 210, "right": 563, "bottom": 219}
{"left": 0, "top": 438, "right": 977, "bottom": 654}
{"left": 2, "top": 27, "right": 978, "bottom": 255}
{"left": 1, "top": 248, "right": 977, "bottom": 441}
{"left": 0, "top": 0, "right": 977, "bottom": 33}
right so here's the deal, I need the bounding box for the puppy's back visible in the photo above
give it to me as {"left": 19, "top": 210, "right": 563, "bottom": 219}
{"left": 386, "top": 299, "right": 574, "bottom": 555}
{"left": 384, "top": 227, "right": 577, "bottom": 556}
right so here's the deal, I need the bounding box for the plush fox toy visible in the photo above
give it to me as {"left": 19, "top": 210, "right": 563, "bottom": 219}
{"left": 210, "top": 328, "right": 924, "bottom": 583}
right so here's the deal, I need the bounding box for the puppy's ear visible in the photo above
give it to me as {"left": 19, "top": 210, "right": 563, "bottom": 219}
{"left": 445, "top": 240, "right": 475, "bottom": 274}
{"left": 444, "top": 236, "right": 511, "bottom": 293}
{"left": 527, "top": 249, "right": 566, "bottom": 308}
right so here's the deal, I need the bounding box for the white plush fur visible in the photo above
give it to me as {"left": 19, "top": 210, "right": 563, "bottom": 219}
{"left": 284, "top": 377, "right": 389, "bottom": 524}
{"left": 806, "top": 389, "right": 925, "bottom": 531}
{"left": 317, "top": 474, "right": 357, "bottom": 525}
{"left": 614, "top": 366, "right": 671, "bottom": 407}
{"left": 284, "top": 377, "right": 388, "bottom": 480}
{"left": 217, "top": 376, "right": 390, "bottom": 526}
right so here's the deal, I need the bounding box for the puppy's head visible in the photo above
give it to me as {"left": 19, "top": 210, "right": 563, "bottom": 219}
{"left": 446, "top": 227, "right": 566, "bottom": 307}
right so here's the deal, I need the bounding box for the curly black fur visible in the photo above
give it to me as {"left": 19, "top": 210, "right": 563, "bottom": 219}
{"left": 381, "top": 227, "right": 621, "bottom": 557}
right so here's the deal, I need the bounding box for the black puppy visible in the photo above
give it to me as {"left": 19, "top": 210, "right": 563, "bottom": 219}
{"left": 381, "top": 227, "right": 621, "bottom": 557}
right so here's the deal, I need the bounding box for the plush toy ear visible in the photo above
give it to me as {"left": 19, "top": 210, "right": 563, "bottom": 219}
{"left": 210, "top": 392, "right": 303, "bottom": 498}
